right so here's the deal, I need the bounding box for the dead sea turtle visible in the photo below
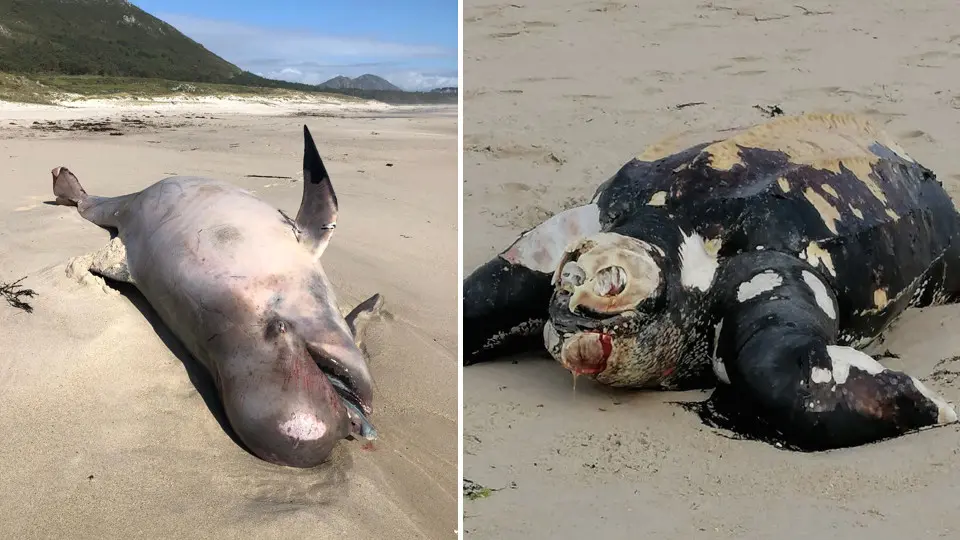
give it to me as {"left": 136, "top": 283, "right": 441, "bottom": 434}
{"left": 464, "top": 112, "right": 960, "bottom": 451}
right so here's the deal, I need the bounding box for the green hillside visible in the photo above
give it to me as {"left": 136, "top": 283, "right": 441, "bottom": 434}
{"left": 0, "top": 0, "right": 244, "bottom": 82}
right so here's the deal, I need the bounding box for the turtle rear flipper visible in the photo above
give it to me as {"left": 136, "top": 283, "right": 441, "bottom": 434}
{"left": 705, "top": 250, "right": 957, "bottom": 451}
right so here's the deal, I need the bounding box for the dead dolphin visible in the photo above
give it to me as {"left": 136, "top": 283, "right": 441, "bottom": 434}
{"left": 52, "top": 126, "right": 383, "bottom": 468}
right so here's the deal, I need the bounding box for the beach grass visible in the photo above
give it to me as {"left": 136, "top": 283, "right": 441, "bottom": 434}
{"left": 0, "top": 73, "right": 365, "bottom": 105}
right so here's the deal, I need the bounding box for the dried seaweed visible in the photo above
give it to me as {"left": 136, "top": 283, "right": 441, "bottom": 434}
{"left": 1, "top": 277, "right": 37, "bottom": 313}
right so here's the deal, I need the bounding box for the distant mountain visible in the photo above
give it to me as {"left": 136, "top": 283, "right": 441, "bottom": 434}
{"left": 318, "top": 74, "right": 401, "bottom": 92}
{"left": 0, "top": 0, "right": 244, "bottom": 82}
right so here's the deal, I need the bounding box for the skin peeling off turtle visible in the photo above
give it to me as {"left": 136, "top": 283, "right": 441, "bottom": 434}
{"left": 463, "top": 112, "right": 960, "bottom": 452}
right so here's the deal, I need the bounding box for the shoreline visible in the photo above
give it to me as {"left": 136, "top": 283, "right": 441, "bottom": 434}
{"left": 0, "top": 94, "right": 457, "bottom": 122}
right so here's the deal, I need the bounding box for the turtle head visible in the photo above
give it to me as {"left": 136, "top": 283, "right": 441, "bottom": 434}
{"left": 544, "top": 229, "right": 683, "bottom": 387}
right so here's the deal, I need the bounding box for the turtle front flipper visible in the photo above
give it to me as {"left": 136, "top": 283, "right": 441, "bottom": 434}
{"left": 464, "top": 203, "right": 602, "bottom": 365}
{"left": 699, "top": 250, "right": 957, "bottom": 451}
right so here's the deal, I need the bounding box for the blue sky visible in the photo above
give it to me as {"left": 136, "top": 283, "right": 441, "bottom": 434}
{"left": 134, "top": 0, "right": 459, "bottom": 91}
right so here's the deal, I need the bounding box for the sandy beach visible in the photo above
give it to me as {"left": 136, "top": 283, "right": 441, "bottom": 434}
{"left": 463, "top": 1, "right": 960, "bottom": 538}
{"left": 0, "top": 96, "right": 457, "bottom": 539}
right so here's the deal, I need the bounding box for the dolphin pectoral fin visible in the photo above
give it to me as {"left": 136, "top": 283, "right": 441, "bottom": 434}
{"left": 294, "top": 125, "right": 338, "bottom": 261}
{"left": 85, "top": 237, "right": 135, "bottom": 285}
{"left": 345, "top": 293, "right": 384, "bottom": 348}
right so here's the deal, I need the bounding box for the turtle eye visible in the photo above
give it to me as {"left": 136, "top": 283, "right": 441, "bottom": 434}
{"left": 559, "top": 232, "right": 662, "bottom": 316}
{"left": 593, "top": 266, "right": 626, "bottom": 297}
{"left": 559, "top": 261, "right": 586, "bottom": 290}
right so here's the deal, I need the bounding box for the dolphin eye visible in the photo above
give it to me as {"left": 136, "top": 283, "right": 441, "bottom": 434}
{"left": 264, "top": 318, "right": 290, "bottom": 339}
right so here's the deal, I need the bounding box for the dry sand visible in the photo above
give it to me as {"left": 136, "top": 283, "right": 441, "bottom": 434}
{"left": 463, "top": 1, "right": 960, "bottom": 538}
{"left": 0, "top": 97, "right": 458, "bottom": 539}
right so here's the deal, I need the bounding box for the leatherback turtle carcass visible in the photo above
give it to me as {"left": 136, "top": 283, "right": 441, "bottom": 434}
{"left": 464, "top": 112, "right": 960, "bottom": 451}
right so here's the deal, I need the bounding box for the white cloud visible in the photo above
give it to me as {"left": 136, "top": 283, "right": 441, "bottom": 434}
{"left": 384, "top": 71, "right": 459, "bottom": 91}
{"left": 159, "top": 13, "right": 458, "bottom": 91}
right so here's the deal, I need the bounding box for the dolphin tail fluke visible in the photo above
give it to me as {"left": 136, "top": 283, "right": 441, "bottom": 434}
{"left": 51, "top": 166, "right": 132, "bottom": 230}
{"left": 51, "top": 166, "right": 89, "bottom": 207}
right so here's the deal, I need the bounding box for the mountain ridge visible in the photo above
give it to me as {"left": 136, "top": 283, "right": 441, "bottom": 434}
{"left": 318, "top": 74, "right": 402, "bottom": 92}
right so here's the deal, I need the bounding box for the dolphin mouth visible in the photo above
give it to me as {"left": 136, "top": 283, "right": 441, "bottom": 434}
{"left": 326, "top": 375, "right": 378, "bottom": 441}
{"left": 305, "top": 344, "right": 376, "bottom": 440}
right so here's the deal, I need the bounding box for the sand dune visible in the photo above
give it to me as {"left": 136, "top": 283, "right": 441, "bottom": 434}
{"left": 463, "top": 1, "right": 960, "bottom": 538}
{"left": 0, "top": 100, "right": 457, "bottom": 539}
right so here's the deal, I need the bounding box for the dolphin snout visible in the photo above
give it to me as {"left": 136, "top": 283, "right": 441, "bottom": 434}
{"left": 308, "top": 340, "right": 375, "bottom": 415}
{"left": 227, "top": 379, "right": 352, "bottom": 468}
{"left": 267, "top": 410, "right": 347, "bottom": 468}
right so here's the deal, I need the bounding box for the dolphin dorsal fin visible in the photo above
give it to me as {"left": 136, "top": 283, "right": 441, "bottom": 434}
{"left": 295, "top": 125, "right": 338, "bottom": 260}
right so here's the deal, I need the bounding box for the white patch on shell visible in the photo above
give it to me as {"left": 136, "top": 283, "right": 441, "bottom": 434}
{"left": 279, "top": 412, "right": 327, "bottom": 441}
{"left": 713, "top": 359, "right": 731, "bottom": 385}
{"left": 910, "top": 376, "right": 959, "bottom": 425}
{"left": 500, "top": 203, "right": 602, "bottom": 273}
{"left": 678, "top": 229, "right": 719, "bottom": 292}
{"left": 543, "top": 320, "right": 561, "bottom": 353}
{"left": 826, "top": 345, "right": 884, "bottom": 384}
{"left": 801, "top": 270, "right": 836, "bottom": 319}
{"left": 810, "top": 367, "right": 833, "bottom": 384}
{"left": 711, "top": 319, "right": 730, "bottom": 384}
{"left": 799, "top": 241, "right": 836, "bottom": 277}
{"left": 736, "top": 270, "right": 783, "bottom": 302}
{"left": 648, "top": 191, "right": 667, "bottom": 206}
{"left": 712, "top": 319, "right": 723, "bottom": 358}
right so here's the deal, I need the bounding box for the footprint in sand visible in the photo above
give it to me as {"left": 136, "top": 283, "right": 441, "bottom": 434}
{"left": 522, "top": 20, "right": 556, "bottom": 28}
{"left": 586, "top": 2, "right": 627, "bottom": 13}
{"left": 517, "top": 76, "right": 575, "bottom": 83}
{"left": 562, "top": 94, "right": 612, "bottom": 101}
{"left": 501, "top": 182, "right": 531, "bottom": 195}
{"left": 899, "top": 130, "right": 936, "bottom": 144}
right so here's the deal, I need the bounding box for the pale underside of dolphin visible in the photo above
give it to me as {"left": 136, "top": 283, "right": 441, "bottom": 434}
{"left": 52, "top": 125, "right": 383, "bottom": 468}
